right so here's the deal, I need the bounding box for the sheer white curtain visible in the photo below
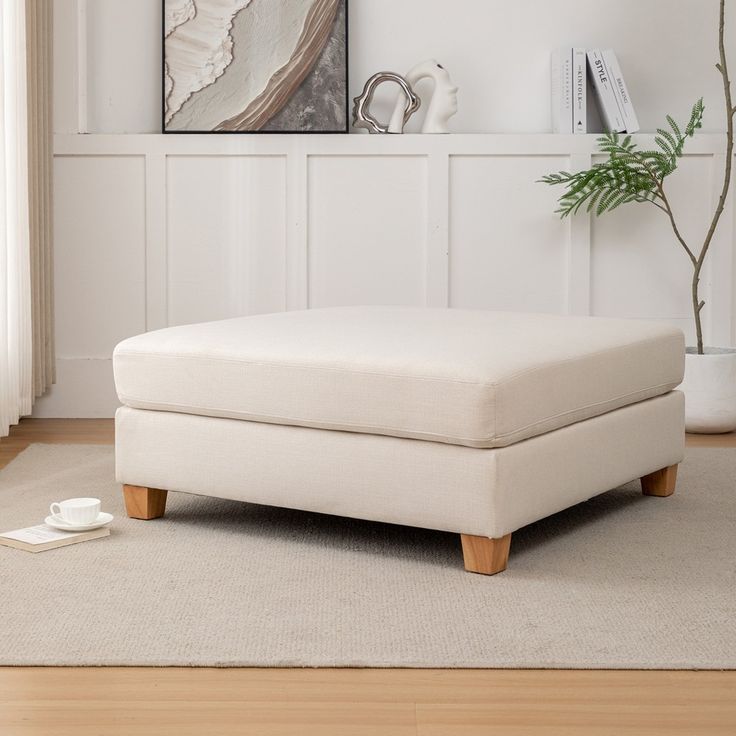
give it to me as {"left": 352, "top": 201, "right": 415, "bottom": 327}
{"left": 0, "top": 0, "right": 33, "bottom": 436}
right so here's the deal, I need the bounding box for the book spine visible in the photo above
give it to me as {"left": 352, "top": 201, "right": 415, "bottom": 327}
{"left": 572, "top": 47, "right": 587, "bottom": 134}
{"left": 602, "top": 49, "right": 640, "bottom": 133}
{"left": 551, "top": 50, "right": 561, "bottom": 133}
{"left": 551, "top": 49, "right": 573, "bottom": 134}
{"left": 587, "top": 49, "right": 626, "bottom": 133}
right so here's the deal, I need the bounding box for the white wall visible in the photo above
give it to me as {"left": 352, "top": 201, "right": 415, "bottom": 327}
{"left": 55, "top": 0, "right": 736, "bottom": 135}
{"left": 39, "top": 0, "right": 736, "bottom": 417}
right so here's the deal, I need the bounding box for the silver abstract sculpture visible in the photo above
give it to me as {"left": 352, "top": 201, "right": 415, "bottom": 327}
{"left": 352, "top": 72, "right": 420, "bottom": 134}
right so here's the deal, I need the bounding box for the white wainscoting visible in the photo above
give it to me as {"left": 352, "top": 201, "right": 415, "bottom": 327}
{"left": 35, "top": 133, "right": 736, "bottom": 417}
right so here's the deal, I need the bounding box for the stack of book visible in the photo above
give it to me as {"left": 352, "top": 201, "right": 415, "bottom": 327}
{"left": 551, "top": 48, "right": 639, "bottom": 134}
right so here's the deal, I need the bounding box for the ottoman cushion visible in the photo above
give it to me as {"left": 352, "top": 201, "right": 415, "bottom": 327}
{"left": 113, "top": 307, "right": 684, "bottom": 449}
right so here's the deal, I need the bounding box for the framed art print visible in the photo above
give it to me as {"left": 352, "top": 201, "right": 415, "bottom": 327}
{"left": 163, "top": 0, "right": 348, "bottom": 133}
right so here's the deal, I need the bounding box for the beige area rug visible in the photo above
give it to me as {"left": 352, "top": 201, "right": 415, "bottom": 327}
{"left": 0, "top": 444, "right": 734, "bottom": 668}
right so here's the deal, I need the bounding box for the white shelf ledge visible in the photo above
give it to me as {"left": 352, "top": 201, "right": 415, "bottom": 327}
{"left": 53, "top": 133, "right": 729, "bottom": 157}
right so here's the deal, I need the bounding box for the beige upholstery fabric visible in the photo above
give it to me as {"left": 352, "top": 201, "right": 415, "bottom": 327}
{"left": 114, "top": 308, "right": 684, "bottom": 448}
{"left": 115, "top": 392, "right": 685, "bottom": 538}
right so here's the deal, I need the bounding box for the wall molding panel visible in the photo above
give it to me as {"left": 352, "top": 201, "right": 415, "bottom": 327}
{"left": 34, "top": 133, "right": 736, "bottom": 417}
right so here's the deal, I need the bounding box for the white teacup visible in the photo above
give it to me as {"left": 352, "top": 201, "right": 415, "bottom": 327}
{"left": 49, "top": 497, "right": 101, "bottom": 525}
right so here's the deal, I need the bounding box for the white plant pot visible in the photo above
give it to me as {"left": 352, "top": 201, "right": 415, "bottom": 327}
{"left": 680, "top": 348, "right": 736, "bottom": 433}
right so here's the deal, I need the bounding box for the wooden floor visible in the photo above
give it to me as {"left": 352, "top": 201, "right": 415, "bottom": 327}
{"left": 1, "top": 419, "right": 735, "bottom": 735}
{"left": 0, "top": 418, "right": 114, "bottom": 470}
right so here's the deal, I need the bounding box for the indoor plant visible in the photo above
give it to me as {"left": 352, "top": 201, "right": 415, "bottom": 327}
{"left": 540, "top": 0, "right": 736, "bottom": 433}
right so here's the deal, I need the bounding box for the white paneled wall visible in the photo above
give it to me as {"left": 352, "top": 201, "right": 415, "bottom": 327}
{"left": 50, "top": 154, "right": 148, "bottom": 414}
{"left": 166, "top": 156, "right": 287, "bottom": 325}
{"left": 35, "top": 133, "right": 735, "bottom": 417}
{"left": 308, "top": 156, "right": 428, "bottom": 308}
{"left": 448, "top": 156, "right": 570, "bottom": 313}
{"left": 54, "top": 156, "right": 147, "bottom": 356}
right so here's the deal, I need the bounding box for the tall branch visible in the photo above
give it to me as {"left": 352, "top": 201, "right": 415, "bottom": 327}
{"left": 692, "top": 0, "right": 734, "bottom": 353}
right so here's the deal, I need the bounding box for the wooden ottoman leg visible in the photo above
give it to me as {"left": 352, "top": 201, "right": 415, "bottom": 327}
{"left": 641, "top": 464, "right": 679, "bottom": 497}
{"left": 123, "top": 485, "right": 168, "bottom": 520}
{"left": 461, "top": 533, "right": 512, "bottom": 575}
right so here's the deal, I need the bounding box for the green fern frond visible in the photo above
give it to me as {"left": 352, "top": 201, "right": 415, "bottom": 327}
{"left": 685, "top": 98, "right": 705, "bottom": 136}
{"left": 656, "top": 129, "right": 678, "bottom": 154}
{"left": 538, "top": 99, "right": 704, "bottom": 219}
{"left": 666, "top": 115, "right": 682, "bottom": 139}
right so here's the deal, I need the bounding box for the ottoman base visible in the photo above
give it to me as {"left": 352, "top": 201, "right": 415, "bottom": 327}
{"left": 115, "top": 392, "right": 685, "bottom": 574}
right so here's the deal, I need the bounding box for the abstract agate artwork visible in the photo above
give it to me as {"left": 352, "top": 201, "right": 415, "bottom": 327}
{"left": 163, "top": 0, "right": 347, "bottom": 133}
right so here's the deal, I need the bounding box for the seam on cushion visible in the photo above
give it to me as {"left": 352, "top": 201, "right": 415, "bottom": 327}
{"left": 115, "top": 331, "right": 683, "bottom": 390}
{"left": 492, "top": 380, "right": 679, "bottom": 440}
{"left": 117, "top": 382, "right": 678, "bottom": 447}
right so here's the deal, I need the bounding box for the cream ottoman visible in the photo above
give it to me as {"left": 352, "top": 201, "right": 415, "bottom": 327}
{"left": 113, "top": 307, "right": 685, "bottom": 575}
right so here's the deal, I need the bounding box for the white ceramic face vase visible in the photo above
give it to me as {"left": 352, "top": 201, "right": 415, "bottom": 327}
{"left": 388, "top": 59, "right": 459, "bottom": 134}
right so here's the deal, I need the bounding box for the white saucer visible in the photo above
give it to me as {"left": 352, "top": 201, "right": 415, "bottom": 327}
{"left": 44, "top": 512, "right": 114, "bottom": 532}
